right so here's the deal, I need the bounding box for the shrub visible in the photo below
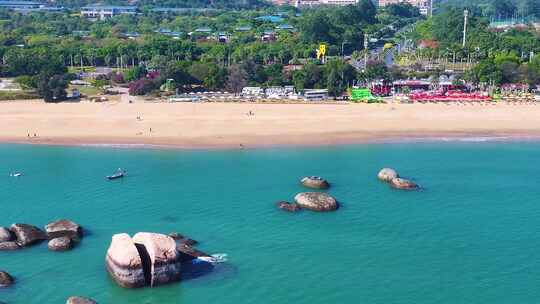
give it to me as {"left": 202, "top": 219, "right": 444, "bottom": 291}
{"left": 128, "top": 78, "right": 158, "bottom": 95}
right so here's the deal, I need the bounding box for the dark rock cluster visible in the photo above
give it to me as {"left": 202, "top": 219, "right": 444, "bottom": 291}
{"left": 0, "top": 219, "right": 83, "bottom": 252}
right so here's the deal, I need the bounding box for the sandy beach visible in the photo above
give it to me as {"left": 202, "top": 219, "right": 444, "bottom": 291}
{"left": 1, "top": 100, "right": 540, "bottom": 148}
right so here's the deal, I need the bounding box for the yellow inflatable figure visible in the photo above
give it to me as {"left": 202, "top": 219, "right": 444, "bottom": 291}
{"left": 316, "top": 44, "right": 326, "bottom": 60}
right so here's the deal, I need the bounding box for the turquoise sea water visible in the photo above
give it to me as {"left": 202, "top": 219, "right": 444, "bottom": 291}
{"left": 1, "top": 142, "right": 540, "bottom": 303}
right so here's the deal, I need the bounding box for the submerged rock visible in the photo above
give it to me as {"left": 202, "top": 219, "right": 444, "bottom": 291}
{"left": 45, "top": 219, "right": 82, "bottom": 241}
{"left": 0, "top": 271, "right": 13, "bottom": 287}
{"left": 66, "top": 296, "right": 97, "bottom": 304}
{"left": 294, "top": 192, "right": 338, "bottom": 212}
{"left": 276, "top": 201, "right": 301, "bottom": 212}
{"left": 179, "top": 238, "right": 198, "bottom": 246}
{"left": 105, "top": 233, "right": 146, "bottom": 288}
{"left": 10, "top": 223, "right": 47, "bottom": 247}
{"left": 132, "top": 232, "right": 181, "bottom": 287}
{"left": 0, "top": 227, "right": 14, "bottom": 242}
{"left": 300, "top": 176, "right": 330, "bottom": 189}
{"left": 378, "top": 168, "right": 399, "bottom": 182}
{"left": 168, "top": 233, "right": 198, "bottom": 245}
{"left": 168, "top": 232, "right": 184, "bottom": 241}
{"left": 390, "top": 178, "right": 419, "bottom": 190}
{"left": 177, "top": 243, "right": 211, "bottom": 263}
{"left": 48, "top": 237, "right": 73, "bottom": 251}
{"left": 0, "top": 241, "right": 20, "bottom": 251}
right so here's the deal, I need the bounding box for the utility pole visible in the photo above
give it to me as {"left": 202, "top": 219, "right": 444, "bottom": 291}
{"left": 363, "top": 33, "right": 368, "bottom": 70}
{"left": 429, "top": 0, "right": 433, "bottom": 17}
{"left": 462, "top": 9, "right": 468, "bottom": 48}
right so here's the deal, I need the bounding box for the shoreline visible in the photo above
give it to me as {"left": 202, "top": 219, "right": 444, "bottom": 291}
{"left": 2, "top": 101, "right": 540, "bottom": 150}
{"left": 3, "top": 130, "right": 540, "bottom": 150}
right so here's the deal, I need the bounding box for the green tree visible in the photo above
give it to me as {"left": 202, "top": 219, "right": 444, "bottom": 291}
{"left": 37, "top": 74, "right": 68, "bottom": 102}
{"left": 226, "top": 64, "right": 248, "bottom": 94}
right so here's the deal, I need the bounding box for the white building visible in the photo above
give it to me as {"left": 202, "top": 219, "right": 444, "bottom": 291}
{"left": 302, "top": 89, "right": 329, "bottom": 101}
{"left": 81, "top": 5, "right": 137, "bottom": 20}
{"left": 294, "top": 0, "right": 359, "bottom": 7}
{"left": 378, "top": 0, "right": 431, "bottom": 15}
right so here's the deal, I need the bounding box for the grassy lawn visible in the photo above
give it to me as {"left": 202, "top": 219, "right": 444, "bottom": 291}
{"left": 0, "top": 90, "right": 40, "bottom": 101}
{"left": 67, "top": 66, "right": 97, "bottom": 73}
{"left": 70, "top": 85, "right": 100, "bottom": 97}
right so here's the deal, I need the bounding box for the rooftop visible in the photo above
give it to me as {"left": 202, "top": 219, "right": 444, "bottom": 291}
{"left": 81, "top": 5, "right": 137, "bottom": 10}
{"left": 276, "top": 24, "right": 294, "bottom": 30}
{"left": 194, "top": 27, "right": 212, "bottom": 32}
{"left": 235, "top": 26, "right": 252, "bottom": 31}
{"left": 255, "top": 15, "right": 285, "bottom": 23}
{"left": 0, "top": 1, "right": 42, "bottom": 5}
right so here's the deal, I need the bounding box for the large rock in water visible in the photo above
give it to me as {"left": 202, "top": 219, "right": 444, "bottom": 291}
{"left": 0, "top": 271, "right": 13, "bottom": 287}
{"left": 0, "top": 242, "right": 20, "bottom": 251}
{"left": 105, "top": 233, "right": 146, "bottom": 288}
{"left": 48, "top": 237, "right": 73, "bottom": 251}
{"left": 276, "top": 201, "right": 301, "bottom": 212}
{"left": 10, "top": 224, "right": 47, "bottom": 247}
{"left": 132, "top": 232, "right": 181, "bottom": 287}
{"left": 300, "top": 176, "right": 330, "bottom": 189}
{"left": 66, "top": 296, "right": 97, "bottom": 304}
{"left": 0, "top": 227, "right": 14, "bottom": 242}
{"left": 390, "top": 178, "right": 418, "bottom": 190}
{"left": 45, "top": 219, "right": 82, "bottom": 241}
{"left": 378, "top": 168, "right": 399, "bottom": 182}
{"left": 294, "top": 192, "right": 338, "bottom": 212}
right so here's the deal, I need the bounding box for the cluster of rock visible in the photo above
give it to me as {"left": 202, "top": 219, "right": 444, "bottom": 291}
{"left": 106, "top": 232, "right": 211, "bottom": 289}
{"left": 277, "top": 176, "right": 338, "bottom": 213}
{"left": 377, "top": 168, "right": 419, "bottom": 190}
{"left": 0, "top": 220, "right": 83, "bottom": 252}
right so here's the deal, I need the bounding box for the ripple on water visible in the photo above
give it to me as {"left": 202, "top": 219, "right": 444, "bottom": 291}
{"left": 2, "top": 143, "right": 540, "bottom": 303}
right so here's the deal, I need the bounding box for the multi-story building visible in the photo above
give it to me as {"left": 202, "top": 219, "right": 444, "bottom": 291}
{"left": 0, "top": 1, "right": 41, "bottom": 9}
{"left": 378, "top": 0, "right": 431, "bottom": 15}
{"left": 81, "top": 5, "right": 137, "bottom": 20}
{"left": 0, "top": 1, "right": 63, "bottom": 12}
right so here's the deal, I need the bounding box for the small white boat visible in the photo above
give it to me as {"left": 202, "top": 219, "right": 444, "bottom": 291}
{"left": 9, "top": 172, "right": 22, "bottom": 177}
{"left": 106, "top": 168, "right": 125, "bottom": 180}
{"left": 196, "top": 253, "right": 228, "bottom": 264}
